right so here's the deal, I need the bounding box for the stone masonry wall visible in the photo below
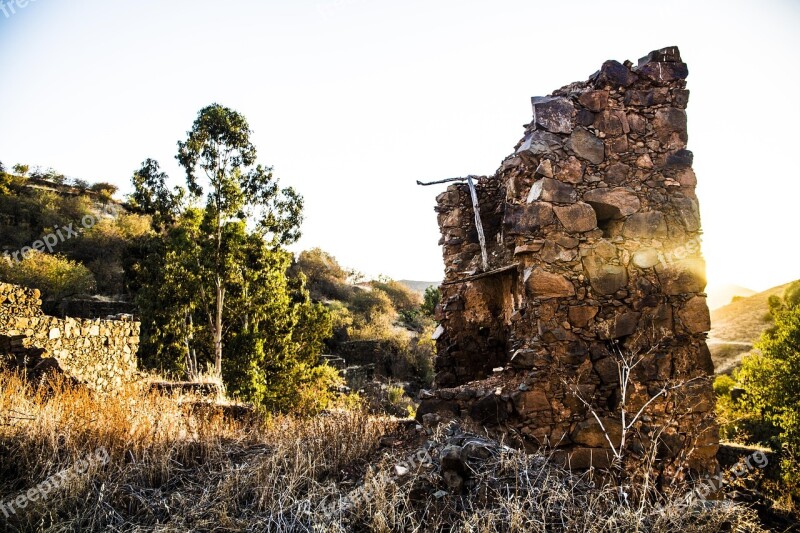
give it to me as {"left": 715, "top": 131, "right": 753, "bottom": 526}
{"left": 418, "top": 47, "right": 717, "bottom": 479}
{"left": 0, "top": 282, "right": 140, "bottom": 391}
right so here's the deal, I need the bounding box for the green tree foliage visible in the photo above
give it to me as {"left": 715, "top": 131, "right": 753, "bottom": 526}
{"left": 291, "top": 247, "right": 354, "bottom": 301}
{"left": 130, "top": 104, "right": 337, "bottom": 413}
{"left": 0, "top": 251, "right": 96, "bottom": 300}
{"left": 12, "top": 164, "right": 28, "bottom": 177}
{"left": 176, "top": 103, "right": 303, "bottom": 375}
{"left": 129, "top": 159, "right": 184, "bottom": 230}
{"left": 421, "top": 285, "right": 441, "bottom": 317}
{"left": 733, "top": 280, "right": 800, "bottom": 492}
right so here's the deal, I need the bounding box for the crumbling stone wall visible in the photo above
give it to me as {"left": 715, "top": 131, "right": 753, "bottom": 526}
{"left": 0, "top": 282, "right": 140, "bottom": 391}
{"left": 419, "top": 47, "right": 717, "bottom": 478}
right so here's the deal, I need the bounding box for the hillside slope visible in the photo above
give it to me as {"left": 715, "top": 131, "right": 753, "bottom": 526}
{"left": 709, "top": 280, "right": 797, "bottom": 374}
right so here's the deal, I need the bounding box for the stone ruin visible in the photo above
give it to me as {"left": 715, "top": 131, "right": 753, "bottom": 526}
{"left": 417, "top": 47, "right": 718, "bottom": 479}
{"left": 0, "top": 282, "right": 140, "bottom": 391}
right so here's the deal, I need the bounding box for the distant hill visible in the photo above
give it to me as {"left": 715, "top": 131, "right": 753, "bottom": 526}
{"left": 398, "top": 280, "right": 439, "bottom": 294}
{"left": 708, "top": 280, "right": 798, "bottom": 374}
{"left": 706, "top": 283, "right": 757, "bottom": 310}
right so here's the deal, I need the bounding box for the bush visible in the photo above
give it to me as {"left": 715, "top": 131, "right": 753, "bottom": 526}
{"left": 0, "top": 251, "right": 96, "bottom": 300}
{"left": 370, "top": 279, "right": 421, "bottom": 312}
{"left": 292, "top": 248, "right": 354, "bottom": 301}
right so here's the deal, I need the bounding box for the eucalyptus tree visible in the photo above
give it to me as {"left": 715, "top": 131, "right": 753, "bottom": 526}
{"left": 176, "top": 103, "right": 303, "bottom": 376}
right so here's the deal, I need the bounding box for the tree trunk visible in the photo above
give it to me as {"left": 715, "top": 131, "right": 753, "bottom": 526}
{"left": 214, "top": 278, "right": 224, "bottom": 376}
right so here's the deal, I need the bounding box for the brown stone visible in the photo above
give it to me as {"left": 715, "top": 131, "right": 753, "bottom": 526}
{"left": 554, "top": 202, "right": 597, "bottom": 233}
{"left": 678, "top": 296, "right": 711, "bottom": 334}
{"left": 583, "top": 257, "right": 628, "bottom": 295}
{"left": 512, "top": 390, "right": 550, "bottom": 415}
{"left": 504, "top": 203, "right": 555, "bottom": 234}
{"left": 567, "top": 127, "right": 605, "bottom": 165}
{"left": 531, "top": 96, "right": 575, "bottom": 134}
{"left": 530, "top": 178, "right": 577, "bottom": 204}
{"left": 568, "top": 305, "right": 598, "bottom": 328}
{"left": 578, "top": 90, "right": 608, "bottom": 112}
{"left": 655, "top": 258, "right": 707, "bottom": 295}
{"left": 571, "top": 418, "right": 622, "bottom": 448}
{"left": 622, "top": 212, "right": 668, "bottom": 239}
{"left": 556, "top": 156, "right": 584, "bottom": 184}
{"left": 652, "top": 107, "right": 688, "bottom": 143}
{"left": 593, "top": 111, "right": 624, "bottom": 136}
{"left": 583, "top": 188, "right": 640, "bottom": 220}
{"left": 526, "top": 268, "right": 575, "bottom": 298}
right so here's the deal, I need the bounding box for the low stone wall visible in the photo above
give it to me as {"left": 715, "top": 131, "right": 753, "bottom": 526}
{"left": 0, "top": 282, "right": 140, "bottom": 391}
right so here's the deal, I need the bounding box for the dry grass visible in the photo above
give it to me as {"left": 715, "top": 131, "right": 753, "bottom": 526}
{"left": 0, "top": 372, "right": 768, "bottom": 532}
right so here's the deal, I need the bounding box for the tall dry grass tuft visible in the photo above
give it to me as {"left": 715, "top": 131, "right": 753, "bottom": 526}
{"left": 0, "top": 371, "right": 768, "bottom": 532}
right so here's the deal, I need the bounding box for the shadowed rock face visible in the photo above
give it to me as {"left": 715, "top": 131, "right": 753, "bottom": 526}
{"left": 421, "top": 46, "right": 717, "bottom": 480}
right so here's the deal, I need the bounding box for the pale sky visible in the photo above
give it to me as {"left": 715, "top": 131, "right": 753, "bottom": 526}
{"left": 1, "top": 0, "right": 798, "bottom": 291}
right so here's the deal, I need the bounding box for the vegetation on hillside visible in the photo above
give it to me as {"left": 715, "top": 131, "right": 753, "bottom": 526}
{"left": 715, "top": 280, "right": 800, "bottom": 511}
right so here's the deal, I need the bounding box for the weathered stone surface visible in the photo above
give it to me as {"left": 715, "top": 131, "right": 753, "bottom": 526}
{"left": 653, "top": 107, "right": 688, "bottom": 143}
{"left": 678, "top": 296, "right": 711, "bottom": 334}
{"left": 593, "top": 111, "right": 624, "bottom": 136}
{"left": 470, "top": 395, "right": 508, "bottom": 425}
{"left": 578, "top": 90, "right": 608, "bottom": 112}
{"left": 517, "top": 130, "right": 563, "bottom": 157}
{"left": 664, "top": 149, "right": 694, "bottom": 168}
{"left": 556, "top": 156, "right": 584, "bottom": 184}
{"left": 638, "top": 61, "right": 689, "bottom": 82}
{"left": 672, "top": 197, "right": 701, "bottom": 231}
{"left": 554, "top": 202, "right": 597, "bottom": 233}
{"left": 600, "top": 311, "right": 642, "bottom": 339}
{"left": 567, "top": 127, "right": 605, "bottom": 164}
{"left": 530, "top": 178, "right": 577, "bottom": 204}
{"left": 632, "top": 248, "right": 661, "bottom": 269}
{"left": 605, "top": 162, "right": 630, "bottom": 185}
{"left": 594, "top": 60, "right": 637, "bottom": 88}
{"left": 655, "top": 258, "right": 707, "bottom": 295}
{"left": 622, "top": 212, "right": 668, "bottom": 238}
{"left": 531, "top": 96, "right": 575, "bottom": 134}
{"left": 526, "top": 268, "right": 575, "bottom": 298}
{"left": 553, "top": 447, "right": 613, "bottom": 469}
{"left": 583, "top": 188, "right": 640, "bottom": 220}
{"left": 568, "top": 305, "right": 598, "bottom": 328}
{"left": 512, "top": 390, "right": 550, "bottom": 415}
{"left": 503, "top": 203, "right": 555, "bottom": 234}
{"left": 638, "top": 46, "right": 682, "bottom": 66}
{"left": 571, "top": 418, "right": 622, "bottom": 448}
{"left": 583, "top": 257, "right": 627, "bottom": 295}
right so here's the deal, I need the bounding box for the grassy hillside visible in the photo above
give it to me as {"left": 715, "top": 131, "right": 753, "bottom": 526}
{"left": 709, "top": 280, "right": 798, "bottom": 374}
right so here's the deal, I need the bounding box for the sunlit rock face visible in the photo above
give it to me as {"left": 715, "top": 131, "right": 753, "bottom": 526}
{"left": 420, "top": 47, "right": 717, "bottom": 480}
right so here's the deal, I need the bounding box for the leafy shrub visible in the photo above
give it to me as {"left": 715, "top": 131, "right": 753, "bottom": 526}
{"left": 370, "top": 279, "right": 421, "bottom": 312}
{"left": 0, "top": 251, "right": 96, "bottom": 300}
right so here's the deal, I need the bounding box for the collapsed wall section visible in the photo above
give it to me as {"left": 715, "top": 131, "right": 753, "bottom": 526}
{"left": 420, "top": 47, "right": 717, "bottom": 478}
{"left": 0, "top": 282, "right": 140, "bottom": 391}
